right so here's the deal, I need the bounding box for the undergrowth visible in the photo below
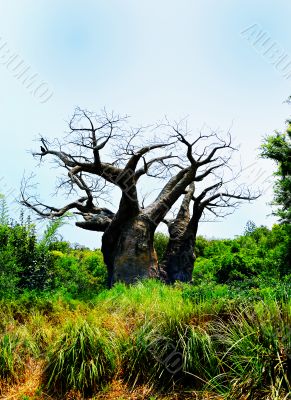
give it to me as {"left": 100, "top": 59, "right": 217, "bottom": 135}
{"left": 0, "top": 280, "right": 290, "bottom": 399}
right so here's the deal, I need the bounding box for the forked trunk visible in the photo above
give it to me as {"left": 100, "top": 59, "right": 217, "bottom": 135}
{"left": 102, "top": 215, "right": 158, "bottom": 286}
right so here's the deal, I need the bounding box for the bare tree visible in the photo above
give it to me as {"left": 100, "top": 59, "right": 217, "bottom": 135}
{"left": 21, "top": 108, "right": 256, "bottom": 286}
{"left": 161, "top": 177, "right": 259, "bottom": 283}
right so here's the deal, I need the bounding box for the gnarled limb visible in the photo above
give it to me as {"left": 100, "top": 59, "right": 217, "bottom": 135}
{"left": 162, "top": 174, "right": 260, "bottom": 283}
{"left": 22, "top": 109, "right": 260, "bottom": 286}
{"left": 147, "top": 125, "right": 235, "bottom": 226}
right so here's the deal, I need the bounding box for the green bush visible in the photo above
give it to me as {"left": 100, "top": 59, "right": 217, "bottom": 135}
{"left": 0, "top": 200, "right": 107, "bottom": 299}
{"left": 0, "top": 249, "right": 20, "bottom": 298}
{"left": 50, "top": 249, "right": 107, "bottom": 298}
{"left": 154, "top": 232, "right": 169, "bottom": 262}
{"left": 0, "top": 208, "right": 56, "bottom": 294}
{"left": 194, "top": 235, "right": 210, "bottom": 258}
{"left": 194, "top": 223, "right": 291, "bottom": 286}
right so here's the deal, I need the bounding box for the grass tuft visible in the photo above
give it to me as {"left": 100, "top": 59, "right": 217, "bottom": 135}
{"left": 45, "top": 318, "right": 117, "bottom": 396}
{"left": 0, "top": 334, "right": 25, "bottom": 385}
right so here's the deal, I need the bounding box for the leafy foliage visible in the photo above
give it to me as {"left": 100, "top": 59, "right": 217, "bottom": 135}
{"left": 193, "top": 222, "right": 291, "bottom": 287}
{"left": 154, "top": 232, "right": 169, "bottom": 263}
{"left": 0, "top": 199, "right": 107, "bottom": 299}
{"left": 261, "top": 121, "right": 291, "bottom": 223}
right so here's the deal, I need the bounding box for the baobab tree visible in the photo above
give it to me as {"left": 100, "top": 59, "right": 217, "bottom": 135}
{"left": 21, "top": 108, "right": 257, "bottom": 286}
{"left": 161, "top": 180, "right": 258, "bottom": 283}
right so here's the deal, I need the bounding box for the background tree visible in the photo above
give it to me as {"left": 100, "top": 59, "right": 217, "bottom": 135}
{"left": 261, "top": 116, "right": 291, "bottom": 276}
{"left": 261, "top": 120, "right": 291, "bottom": 223}
{"left": 22, "top": 108, "right": 247, "bottom": 286}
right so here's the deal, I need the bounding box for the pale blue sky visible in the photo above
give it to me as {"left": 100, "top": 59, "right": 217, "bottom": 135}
{"left": 0, "top": 1, "right": 290, "bottom": 247}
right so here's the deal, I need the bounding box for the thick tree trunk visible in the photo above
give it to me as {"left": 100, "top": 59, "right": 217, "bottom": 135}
{"left": 162, "top": 232, "right": 196, "bottom": 283}
{"left": 161, "top": 184, "right": 197, "bottom": 283}
{"left": 102, "top": 215, "right": 158, "bottom": 286}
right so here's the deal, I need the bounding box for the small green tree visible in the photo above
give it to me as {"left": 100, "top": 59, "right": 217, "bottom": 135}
{"left": 261, "top": 121, "right": 291, "bottom": 223}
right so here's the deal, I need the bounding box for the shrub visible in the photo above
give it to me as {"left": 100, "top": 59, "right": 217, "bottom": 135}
{"left": 194, "top": 224, "right": 291, "bottom": 285}
{"left": 154, "top": 232, "right": 169, "bottom": 262}
{"left": 194, "top": 235, "right": 210, "bottom": 258}
{"left": 0, "top": 249, "right": 20, "bottom": 298}
{"left": 51, "top": 250, "right": 107, "bottom": 297}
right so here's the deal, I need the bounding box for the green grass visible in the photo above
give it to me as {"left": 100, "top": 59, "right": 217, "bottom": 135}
{"left": 45, "top": 318, "right": 117, "bottom": 396}
{"left": 0, "top": 280, "right": 290, "bottom": 399}
{"left": 0, "top": 334, "right": 22, "bottom": 382}
{"left": 212, "top": 300, "right": 291, "bottom": 398}
{"left": 180, "top": 325, "right": 219, "bottom": 388}
{"left": 0, "top": 329, "right": 37, "bottom": 385}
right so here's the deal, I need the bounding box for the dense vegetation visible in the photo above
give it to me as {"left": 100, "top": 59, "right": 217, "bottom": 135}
{"left": 0, "top": 121, "right": 290, "bottom": 399}
{"left": 1, "top": 193, "right": 290, "bottom": 302}
{"left": 0, "top": 194, "right": 290, "bottom": 399}
{"left": 0, "top": 280, "right": 290, "bottom": 399}
{"left": 0, "top": 196, "right": 107, "bottom": 301}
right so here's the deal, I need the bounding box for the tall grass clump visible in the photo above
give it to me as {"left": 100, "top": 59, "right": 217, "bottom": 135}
{"left": 0, "top": 334, "right": 21, "bottom": 383}
{"left": 45, "top": 318, "right": 117, "bottom": 396}
{"left": 0, "top": 331, "right": 35, "bottom": 388}
{"left": 121, "top": 320, "right": 185, "bottom": 390}
{"left": 179, "top": 325, "right": 220, "bottom": 388}
{"left": 123, "top": 318, "right": 221, "bottom": 391}
{"left": 212, "top": 300, "right": 291, "bottom": 399}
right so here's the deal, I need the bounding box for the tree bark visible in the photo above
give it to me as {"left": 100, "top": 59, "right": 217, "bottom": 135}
{"left": 102, "top": 215, "right": 158, "bottom": 286}
{"left": 162, "top": 227, "right": 197, "bottom": 283}
{"left": 161, "top": 184, "right": 199, "bottom": 283}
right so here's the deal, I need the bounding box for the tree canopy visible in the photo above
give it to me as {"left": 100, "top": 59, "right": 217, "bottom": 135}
{"left": 261, "top": 120, "right": 291, "bottom": 223}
